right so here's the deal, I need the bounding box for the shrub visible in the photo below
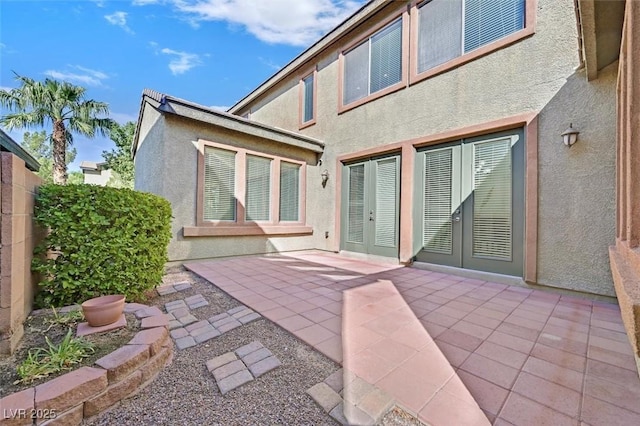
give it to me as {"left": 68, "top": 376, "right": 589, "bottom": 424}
{"left": 32, "top": 184, "right": 172, "bottom": 307}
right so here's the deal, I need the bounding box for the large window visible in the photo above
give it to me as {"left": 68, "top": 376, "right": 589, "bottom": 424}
{"left": 343, "top": 18, "right": 404, "bottom": 106}
{"left": 203, "top": 147, "right": 236, "bottom": 221}
{"left": 417, "top": 0, "right": 526, "bottom": 74}
{"left": 198, "top": 142, "right": 307, "bottom": 235}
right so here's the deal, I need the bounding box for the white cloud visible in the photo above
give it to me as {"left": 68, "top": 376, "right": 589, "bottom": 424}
{"left": 0, "top": 86, "right": 13, "bottom": 92}
{"left": 160, "top": 48, "right": 203, "bottom": 75}
{"left": 209, "top": 105, "right": 230, "bottom": 112}
{"left": 110, "top": 111, "right": 139, "bottom": 124}
{"left": 171, "top": 0, "right": 363, "bottom": 46}
{"left": 105, "top": 11, "right": 134, "bottom": 34}
{"left": 44, "top": 66, "right": 109, "bottom": 87}
{"left": 132, "top": 0, "right": 160, "bottom": 5}
{"left": 91, "top": 0, "right": 106, "bottom": 7}
{"left": 258, "top": 57, "right": 281, "bottom": 71}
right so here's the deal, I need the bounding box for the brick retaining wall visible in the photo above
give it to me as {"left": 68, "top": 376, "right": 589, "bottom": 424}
{"left": 0, "top": 308, "right": 172, "bottom": 425}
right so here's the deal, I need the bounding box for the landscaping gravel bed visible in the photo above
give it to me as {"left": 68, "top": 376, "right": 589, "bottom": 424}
{"left": 85, "top": 267, "right": 423, "bottom": 426}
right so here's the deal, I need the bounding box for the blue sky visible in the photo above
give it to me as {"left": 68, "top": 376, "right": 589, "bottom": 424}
{"left": 0, "top": 0, "right": 363, "bottom": 172}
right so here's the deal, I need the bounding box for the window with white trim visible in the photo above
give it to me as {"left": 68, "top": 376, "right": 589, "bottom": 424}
{"left": 417, "top": 0, "right": 525, "bottom": 74}
{"left": 343, "top": 18, "right": 403, "bottom": 105}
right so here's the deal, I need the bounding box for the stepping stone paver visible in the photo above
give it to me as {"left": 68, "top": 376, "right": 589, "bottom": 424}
{"left": 156, "top": 285, "right": 177, "bottom": 296}
{"left": 174, "top": 282, "right": 192, "bottom": 291}
{"left": 206, "top": 341, "right": 281, "bottom": 394}
{"left": 307, "top": 382, "right": 342, "bottom": 412}
{"left": 217, "top": 320, "right": 242, "bottom": 333}
{"left": 236, "top": 341, "right": 264, "bottom": 357}
{"left": 242, "top": 348, "right": 271, "bottom": 365}
{"left": 168, "top": 305, "right": 263, "bottom": 350}
{"left": 212, "top": 360, "right": 246, "bottom": 381}
{"left": 308, "top": 370, "right": 393, "bottom": 426}
{"left": 248, "top": 356, "right": 281, "bottom": 378}
{"left": 238, "top": 312, "right": 261, "bottom": 324}
{"left": 194, "top": 329, "right": 220, "bottom": 343}
{"left": 175, "top": 336, "right": 196, "bottom": 350}
{"left": 207, "top": 353, "right": 238, "bottom": 372}
{"left": 184, "top": 294, "right": 208, "bottom": 309}
{"left": 165, "top": 300, "right": 188, "bottom": 311}
{"left": 217, "top": 370, "right": 254, "bottom": 395}
{"left": 178, "top": 314, "right": 198, "bottom": 326}
{"left": 170, "top": 328, "right": 189, "bottom": 339}
{"left": 185, "top": 320, "right": 209, "bottom": 332}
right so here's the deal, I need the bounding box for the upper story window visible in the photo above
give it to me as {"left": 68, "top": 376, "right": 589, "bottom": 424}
{"left": 343, "top": 18, "right": 404, "bottom": 107}
{"left": 299, "top": 70, "right": 317, "bottom": 128}
{"left": 417, "top": 0, "right": 526, "bottom": 74}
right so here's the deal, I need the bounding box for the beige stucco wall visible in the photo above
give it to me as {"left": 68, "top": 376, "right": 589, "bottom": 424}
{"left": 83, "top": 169, "right": 112, "bottom": 186}
{"left": 536, "top": 62, "right": 617, "bottom": 296}
{"left": 235, "top": 0, "right": 617, "bottom": 296}
{"left": 135, "top": 108, "right": 327, "bottom": 262}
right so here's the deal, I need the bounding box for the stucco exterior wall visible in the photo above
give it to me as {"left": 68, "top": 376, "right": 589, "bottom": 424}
{"left": 537, "top": 62, "right": 617, "bottom": 296}
{"left": 235, "top": 0, "right": 617, "bottom": 296}
{"left": 136, "top": 111, "right": 326, "bottom": 262}
{"left": 83, "top": 169, "right": 112, "bottom": 186}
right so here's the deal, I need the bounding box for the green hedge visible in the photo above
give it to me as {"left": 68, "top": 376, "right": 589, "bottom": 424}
{"left": 32, "top": 184, "right": 172, "bottom": 308}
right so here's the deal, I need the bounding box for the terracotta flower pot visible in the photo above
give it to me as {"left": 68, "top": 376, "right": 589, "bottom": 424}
{"left": 81, "top": 295, "right": 126, "bottom": 327}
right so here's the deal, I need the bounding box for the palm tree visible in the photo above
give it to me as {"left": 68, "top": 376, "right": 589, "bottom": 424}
{"left": 0, "top": 73, "right": 112, "bottom": 184}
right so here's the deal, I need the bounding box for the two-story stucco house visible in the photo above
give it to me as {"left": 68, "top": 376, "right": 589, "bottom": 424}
{"left": 134, "top": 0, "right": 640, "bottom": 370}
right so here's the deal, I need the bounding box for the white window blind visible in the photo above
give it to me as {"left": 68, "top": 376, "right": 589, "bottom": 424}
{"left": 418, "top": 0, "right": 462, "bottom": 73}
{"left": 423, "top": 149, "right": 453, "bottom": 254}
{"left": 302, "top": 74, "right": 314, "bottom": 123}
{"left": 417, "top": 0, "right": 525, "bottom": 73}
{"left": 370, "top": 20, "right": 403, "bottom": 94}
{"left": 347, "top": 164, "right": 365, "bottom": 243}
{"left": 464, "top": 0, "right": 526, "bottom": 53}
{"left": 374, "top": 158, "right": 397, "bottom": 247}
{"left": 343, "top": 19, "right": 402, "bottom": 105}
{"left": 204, "top": 146, "right": 236, "bottom": 221}
{"left": 279, "top": 162, "right": 300, "bottom": 222}
{"left": 245, "top": 155, "right": 272, "bottom": 221}
{"left": 472, "top": 139, "right": 512, "bottom": 260}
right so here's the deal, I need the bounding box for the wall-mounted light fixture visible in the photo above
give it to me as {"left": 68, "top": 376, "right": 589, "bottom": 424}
{"left": 561, "top": 123, "right": 580, "bottom": 147}
{"left": 321, "top": 170, "right": 329, "bottom": 188}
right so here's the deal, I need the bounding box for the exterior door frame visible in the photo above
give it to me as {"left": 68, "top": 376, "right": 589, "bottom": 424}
{"left": 415, "top": 128, "right": 525, "bottom": 277}
{"left": 340, "top": 154, "right": 400, "bottom": 258}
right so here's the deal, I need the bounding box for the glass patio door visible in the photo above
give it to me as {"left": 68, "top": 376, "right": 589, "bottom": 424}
{"left": 416, "top": 130, "right": 524, "bottom": 276}
{"left": 342, "top": 155, "right": 400, "bottom": 258}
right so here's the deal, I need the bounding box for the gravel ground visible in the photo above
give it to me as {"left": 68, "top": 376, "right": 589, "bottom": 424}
{"left": 85, "top": 267, "right": 423, "bottom": 426}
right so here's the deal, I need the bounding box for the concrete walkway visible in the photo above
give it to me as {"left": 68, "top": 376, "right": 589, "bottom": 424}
{"left": 186, "top": 251, "right": 640, "bottom": 425}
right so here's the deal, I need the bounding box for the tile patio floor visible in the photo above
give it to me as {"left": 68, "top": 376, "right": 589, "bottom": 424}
{"left": 185, "top": 251, "right": 640, "bottom": 426}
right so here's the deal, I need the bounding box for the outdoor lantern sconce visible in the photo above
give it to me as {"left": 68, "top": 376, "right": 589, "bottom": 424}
{"left": 561, "top": 123, "right": 580, "bottom": 147}
{"left": 321, "top": 170, "right": 329, "bottom": 188}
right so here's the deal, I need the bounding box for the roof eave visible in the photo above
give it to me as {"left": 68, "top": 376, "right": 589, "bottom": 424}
{"left": 228, "top": 0, "right": 395, "bottom": 114}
